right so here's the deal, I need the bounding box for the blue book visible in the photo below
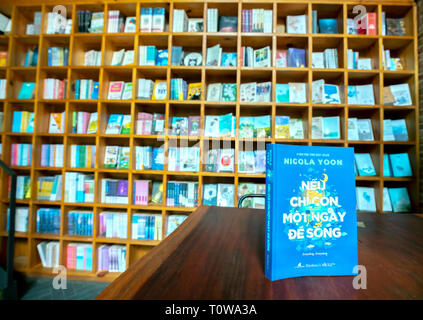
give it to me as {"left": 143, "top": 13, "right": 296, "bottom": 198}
{"left": 275, "top": 84, "right": 290, "bottom": 103}
{"left": 383, "top": 154, "right": 392, "bottom": 177}
{"left": 221, "top": 53, "right": 237, "bottom": 67}
{"left": 389, "top": 153, "right": 412, "bottom": 177}
{"left": 354, "top": 153, "right": 376, "bottom": 176}
{"left": 265, "top": 144, "right": 358, "bottom": 280}
{"left": 287, "top": 48, "right": 306, "bottom": 68}
{"left": 319, "top": 19, "right": 338, "bottom": 34}
{"left": 388, "top": 188, "right": 411, "bottom": 212}
{"left": 47, "top": 47, "right": 52, "bottom": 66}
{"left": 171, "top": 46, "right": 183, "bottom": 65}
{"left": 12, "top": 111, "right": 22, "bottom": 132}
{"left": 323, "top": 84, "right": 341, "bottom": 104}
{"left": 31, "top": 46, "right": 38, "bottom": 66}
{"left": 85, "top": 246, "right": 93, "bottom": 270}
{"left": 152, "top": 147, "right": 164, "bottom": 170}
{"left": 17, "top": 82, "right": 35, "bottom": 99}
{"left": 156, "top": 49, "right": 168, "bottom": 66}
{"left": 322, "top": 116, "right": 340, "bottom": 139}
{"left": 91, "top": 81, "right": 99, "bottom": 99}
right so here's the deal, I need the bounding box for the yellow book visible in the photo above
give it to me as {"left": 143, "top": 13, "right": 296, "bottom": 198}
{"left": 0, "top": 52, "right": 7, "bottom": 67}
{"left": 87, "top": 113, "right": 98, "bottom": 134}
{"left": 187, "top": 82, "right": 202, "bottom": 100}
{"left": 86, "top": 145, "right": 91, "bottom": 168}
{"left": 21, "top": 111, "right": 29, "bottom": 133}
{"left": 152, "top": 80, "right": 167, "bottom": 100}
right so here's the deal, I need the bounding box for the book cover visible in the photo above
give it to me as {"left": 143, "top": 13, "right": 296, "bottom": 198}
{"left": 389, "top": 153, "right": 412, "bottom": 177}
{"left": 205, "top": 149, "right": 219, "bottom": 172}
{"left": 312, "top": 52, "right": 325, "bottom": 68}
{"left": 217, "top": 184, "right": 234, "bottom": 207}
{"left": 188, "top": 116, "right": 201, "bottom": 136}
{"left": 240, "top": 82, "right": 257, "bottom": 102}
{"left": 354, "top": 153, "right": 376, "bottom": 176}
{"left": 218, "top": 148, "right": 234, "bottom": 172}
{"left": 152, "top": 80, "right": 167, "bottom": 100}
{"left": 388, "top": 187, "right": 411, "bottom": 212}
{"left": 221, "top": 52, "right": 237, "bottom": 67}
{"left": 275, "top": 116, "right": 290, "bottom": 139}
{"left": 312, "top": 79, "right": 324, "bottom": 103}
{"left": 265, "top": 144, "right": 358, "bottom": 280}
{"left": 287, "top": 48, "right": 306, "bottom": 68}
{"left": 383, "top": 154, "right": 392, "bottom": 177}
{"left": 311, "top": 117, "right": 323, "bottom": 139}
{"left": 382, "top": 187, "right": 392, "bottom": 212}
{"left": 221, "top": 83, "right": 237, "bottom": 102}
{"left": 275, "top": 84, "right": 290, "bottom": 103}
{"left": 256, "top": 82, "right": 272, "bottom": 102}
{"left": 289, "top": 83, "right": 307, "bottom": 103}
{"left": 187, "top": 82, "right": 202, "bottom": 100}
{"left": 390, "top": 84, "right": 412, "bottom": 106}
{"left": 107, "top": 81, "right": 124, "bottom": 100}
{"left": 322, "top": 116, "right": 340, "bottom": 139}
{"left": 104, "top": 146, "right": 120, "bottom": 168}
{"left": 105, "top": 114, "right": 124, "bottom": 135}
{"left": 357, "top": 119, "right": 374, "bottom": 141}
{"left": 204, "top": 115, "right": 220, "bottom": 137}
{"left": 18, "top": 82, "right": 36, "bottom": 99}
{"left": 238, "top": 151, "right": 255, "bottom": 173}
{"left": 218, "top": 16, "right": 237, "bottom": 32}
{"left": 239, "top": 116, "right": 255, "bottom": 138}
{"left": 318, "top": 19, "right": 337, "bottom": 34}
{"left": 203, "top": 184, "right": 217, "bottom": 206}
{"left": 253, "top": 46, "right": 271, "bottom": 68}
{"left": 156, "top": 49, "right": 168, "bottom": 66}
{"left": 254, "top": 115, "right": 271, "bottom": 138}
{"left": 347, "top": 118, "right": 359, "bottom": 141}
{"left": 286, "top": 15, "right": 307, "bottom": 34}
{"left": 382, "top": 119, "right": 395, "bottom": 141}
{"left": 289, "top": 118, "right": 304, "bottom": 139}
{"left": 275, "top": 50, "right": 287, "bottom": 68}
{"left": 219, "top": 113, "right": 233, "bottom": 137}
{"left": 391, "top": 119, "right": 408, "bottom": 141}
{"left": 206, "top": 83, "right": 222, "bottom": 101}
{"left": 356, "top": 187, "right": 376, "bottom": 212}
{"left": 323, "top": 84, "right": 341, "bottom": 104}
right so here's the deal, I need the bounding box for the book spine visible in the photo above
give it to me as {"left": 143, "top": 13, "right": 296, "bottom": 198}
{"left": 264, "top": 145, "right": 273, "bottom": 280}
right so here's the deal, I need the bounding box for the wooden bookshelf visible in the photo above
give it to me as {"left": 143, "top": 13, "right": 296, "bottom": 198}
{"left": 0, "top": 0, "right": 419, "bottom": 281}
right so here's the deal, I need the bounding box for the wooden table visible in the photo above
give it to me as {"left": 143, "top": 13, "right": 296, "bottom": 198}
{"left": 97, "top": 206, "right": 423, "bottom": 300}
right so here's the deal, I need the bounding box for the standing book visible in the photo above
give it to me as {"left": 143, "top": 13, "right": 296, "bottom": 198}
{"left": 265, "top": 144, "right": 358, "bottom": 281}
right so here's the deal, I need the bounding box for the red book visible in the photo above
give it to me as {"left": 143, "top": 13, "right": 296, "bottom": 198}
{"left": 366, "top": 13, "right": 377, "bottom": 35}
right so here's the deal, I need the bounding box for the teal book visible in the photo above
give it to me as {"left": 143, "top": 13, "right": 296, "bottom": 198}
{"left": 254, "top": 115, "right": 271, "bottom": 138}
{"left": 219, "top": 113, "right": 233, "bottom": 136}
{"left": 322, "top": 116, "right": 340, "bottom": 139}
{"left": 389, "top": 153, "right": 412, "bottom": 177}
{"left": 265, "top": 144, "right": 358, "bottom": 280}
{"left": 354, "top": 153, "right": 376, "bottom": 176}
{"left": 275, "top": 84, "right": 290, "bottom": 103}
{"left": 221, "top": 83, "right": 237, "bottom": 101}
{"left": 383, "top": 154, "right": 392, "bottom": 177}
{"left": 388, "top": 187, "right": 411, "bottom": 212}
{"left": 17, "top": 82, "right": 35, "bottom": 99}
{"left": 391, "top": 119, "right": 408, "bottom": 141}
{"left": 239, "top": 116, "right": 255, "bottom": 138}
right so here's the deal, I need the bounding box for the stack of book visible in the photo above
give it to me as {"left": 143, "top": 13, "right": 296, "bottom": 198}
{"left": 166, "top": 215, "right": 187, "bottom": 236}
{"left": 37, "top": 241, "right": 60, "bottom": 268}
{"left": 312, "top": 49, "right": 339, "bottom": 69}
{"left": 99, "top": 212, "right": 127, "bottom": 239}
{"left": 105, "top": 114, "right": 131, "bottom": 134}
{"left": 84, "top": 50, "right": 102, "bottom": 66}
{"left": 47, "top": 47, "right": 69, "bottom": 66}
{"left": 238, "top": 150, "right": 266, "bottom": 174}
{"left": 107, "top": 81, "right": 132, "bottom": 100}
{"left": 49, "top": 112, "right": 66, "bottom": 133}
{"left": 40, "top": 144, "right": 64, "bottom": 167}
{"left": 239, "top": 82, "right": 272, "bottom": 103}
{"left": 347, "top": 118, "right": 374, "bottom": 141}
{"left": 354, "top": 153, "right": 376, "bottom": 176}
{"left": 347, "top": 84, "right": 375, "bottom": 105}
{"left": 11, "top": 176, "right": 31, "bottom": 200}
{"left": 276, "top": 48, "right": 307, "bottom": 68}
{"left": 66, "top": 243, "right": 93, "bottom": 271}
{"left": 104, "top": 146, "right": 130, "bottom": 169}
{"left": 383, "top": 119, "right": 408, "bottom": 141}
{"left": 240, "top": 46, "right": 271, "bottom": 67}
{"left": 204, "top": 113, "right": 236, "bottom": 137}
{"left": 166, "top": 181, "right": 198, "bottom": 207}
{"left": 36, "top": 208, "right": 61, "bottom": 234}
{"left": 71, "top": 112, "right": 97, "bottom": 134}
{"left": 140, "top": 7, "right": 166, "bottom": 32}
{"left": 68, "top": 211, "right": 93, "bottom": 236}
{"left": 170, "top": 80, "right": 202, "bottom": 101}
{"left": 139, "top": 46, "right": 168, "bottom": 66}
{"left": 11, "top": 144, "right": 32, "bottom": 166}
{"left": 238, "top": 183, "right": 265, "bottom": 209}
{"left": 383, "top": 84, "right": 412, "bottom": 106}
{"left": 167, "top": 147, "right": 200, "bottom": 172}
{"left": 135, "top": 112, "right": 165, "bottom": 135}
{"left": 239, "top": 115, "right": 271, "bottom": 138}
{"left": 202, "top": 184, "right": 234, "bottom": 207}
{"left": 169, "top": 116, "right": 200, "bottom": 136}
{"left": 205, "top": 44, "right": 236, "bottom": 67}
{"left": 64, "top": 173, "right": 95, "bottom": 203}
{"left": 101, "top": 179, "right": 129, "bottom": 204}
{"left": 37, "top": 175, "right": 62, "bottom": 201}
{"left": 347, "top": 50, "right": 372, "bottom": 70}
{"left": 0, "top": 79, "right": 6, "bottom": 99}
{"left": 7, "top": 207, "right": 29, "bottom": 232}
{"left": 18, "top": 82, "right": 36, "bottom": 99}
{"left": 347, "top": 12, "right": 377, "bottom": 35}
{"left": 12, "top": 111, "right": 34, "bottom": 133}
{"left": 97, "top": 245, "right": 126, "bottom": 272}
{"left": 132, "top": 213, "right": 163, "bottom": 240}
{"left": 275, "top": 83, "right": 307, "bottom": 103}
{"left": 312, "top": 79, "right": 341, "bottom": 104}
{"left": 204, "top": 149, "right": 235, "bottom": 173}
{"left": 43, "top": 79, "right": 67, "bottom": 99}
{"left": 23, "top": 47, "right": 38, "bottom": 66}
{"left": 135, "top": 146, "right": 164, "bottom": 171}
{"left": 70, "top": 145, "right": 96, "bottom": 168}
{"left": 241, "top": 9, "right": 273, "bottom": 33}
{"left": 134, "top": 180, "right": 163, "bottom": 205}
{"left": 74, "top": 79, "right": 99, "bottom": 99}
{"left": 275, "top": 116, "right": 304, "bottom": 139}
{"left": 25, "top": 11, "right": 42, "bottom": 35}
{"left": 206, "top": 83, "right": 237, "bottom": 102}
{"left": 107, "top": 10, "right": 126, "bottom": 33}
{"left": 207, "top": 8, "right": 218, "bottom": 32}
{"left": 77, "top": 11, "right": 104, "bottom": 33}
{"left": 111, "top": 49, "right": 134, "bottom": 66}
{"left": 311, "top": 116, "right": 341, "bottom": 140}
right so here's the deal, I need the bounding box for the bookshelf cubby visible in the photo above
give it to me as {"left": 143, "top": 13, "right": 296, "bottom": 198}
{"left": 0, "top": 0, "right": 419, "bottom": 281}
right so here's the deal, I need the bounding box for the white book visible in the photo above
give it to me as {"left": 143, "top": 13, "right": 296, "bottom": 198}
{"left": 356, "top": 84, "right": 375, "bottom": 105}
{"left": 357, "top": 58, "right": 372, "bottom": 70}
{"left": 390, "top": 84, "right": 412, "bottom": 106}
{"left": 217, "top": 184, "right": 234, "bottom": 207}
{"left": 289, "top": 82, "right": 307, "bottom": 103}
{"left": 356, "top": 187, "right": 376, "bottom": 212}
{"left": 264, "top": 10, "right": 273, "bottom": 33}
{"left": 347, "top": 118, "right": 359, "bottom": 141}
{"left": 206, "top": 44, "right": 221, "bottom": 66}
{"left": 37, "top": 241, "right": 48, "bottom": 267}
{"left": 111, "top": 49, "right": 125, "bottom": 66}
{"left": 253, "top": 46, "right": 271, "bottom": 68}
{"left": 311, "top": 116, "right": 323, "bottom": 139}
{"left": 289, "top": 118, "right": 304, "bottom": 139}
{"left": 312, "top": 52, "right": 325, "bottom": 68}
{"left": 286, "top": 15, "right": 307, "bottom": 34}
{"left": 121, "top": 82, "right": 133, "bottom": 100}
{"left": 240, "top": 82, "right": 257, "bottom": 102}
{"left": 124, "top": 16, "right": 136, "bottom": 33}
{"left": 311, "top": 79, "right": 324, "bottom": 103}
{"left": 383, "top": 119, "right": 395, "bottom": 141}
{"left": 207, "top": 83, "right": 222, "bottom": 101}
{"left": 382, "top": 187, "right": 392, "bottom": 212}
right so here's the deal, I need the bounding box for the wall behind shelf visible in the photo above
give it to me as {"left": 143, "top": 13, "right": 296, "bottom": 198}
{"left": 418, "top": 0, "right": 423, "bottom": 211}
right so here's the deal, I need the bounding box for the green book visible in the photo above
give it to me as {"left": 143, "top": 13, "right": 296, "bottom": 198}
{"left": 79, "top": 145, "right": 86, "bottom": 168}
{"left": 118, "top": 147, "right": 130, "bottom": 169}
{"left": 221, "top": 83, "right": 237, "bottom": 102}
